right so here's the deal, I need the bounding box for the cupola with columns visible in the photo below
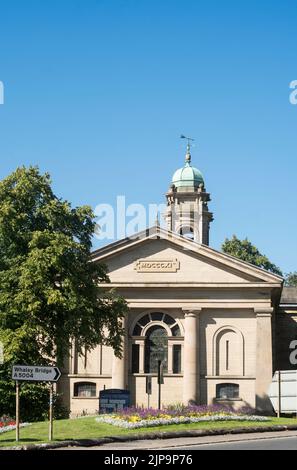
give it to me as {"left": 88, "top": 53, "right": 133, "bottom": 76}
{"left": 165, "top": 138, "right": 213, "bottom": 245}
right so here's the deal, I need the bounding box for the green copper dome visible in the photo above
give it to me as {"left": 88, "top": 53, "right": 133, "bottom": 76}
{"left": 172, "top": 153, "right": 204, "bottom": 189}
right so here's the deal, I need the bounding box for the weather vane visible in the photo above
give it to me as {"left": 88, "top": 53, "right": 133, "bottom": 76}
{"left": 180, "top": 134, "right": 195, "bottom": 154}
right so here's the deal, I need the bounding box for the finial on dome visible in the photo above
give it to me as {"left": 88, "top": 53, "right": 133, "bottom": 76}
{"left": 181, "top": 134, "right": 194, "bottom": 165}
{"left": 185, "top": 147, "right": 191, "bottom": 164}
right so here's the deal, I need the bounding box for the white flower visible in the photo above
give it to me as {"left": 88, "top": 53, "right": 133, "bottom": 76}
{"left": 95, "top": 414, "right": 269, "bottom": 430}
{"left": 0, "top": 423, "right": 31, "bottom": 434}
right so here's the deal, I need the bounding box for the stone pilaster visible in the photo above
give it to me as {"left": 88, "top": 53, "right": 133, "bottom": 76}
{"left": 112, "top": 314, "right": 128, "bottom": 390}
{"left": 255, "top": 308, "right": 274, "bottom": 412}
{"left": 182, "top": 309, "right": 201, "bottom": 405}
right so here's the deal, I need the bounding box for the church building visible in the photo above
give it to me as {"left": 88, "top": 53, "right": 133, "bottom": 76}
{"left": 58, "top": 144, "right": 297, "bottom": 416}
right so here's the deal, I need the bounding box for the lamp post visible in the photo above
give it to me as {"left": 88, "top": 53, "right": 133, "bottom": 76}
{"left": 157, "top": 360, "right": 164, "bottom": 410}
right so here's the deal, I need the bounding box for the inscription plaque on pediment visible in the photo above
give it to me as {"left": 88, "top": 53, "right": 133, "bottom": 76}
{"left": 135, "top": 259, "right": 180, "bottom": 273}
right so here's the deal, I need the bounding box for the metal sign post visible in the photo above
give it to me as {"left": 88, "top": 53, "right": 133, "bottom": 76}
{"left": 278, "top": 370, "right": 282, "bottom": 418}
{"left": 15, "top": 381, "right": 20, "bottom": 442}
{"left": 49, "top": 383, "right": 54, "bottom": 441}
{"left": 146, "top": 375, "right": 152, "bottom": 408}
{"left": 157, "top": 361, "right": 164, "bottom": 410}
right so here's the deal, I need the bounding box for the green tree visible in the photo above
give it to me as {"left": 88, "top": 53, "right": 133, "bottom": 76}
{"left": 285, "top": 272, "right": 297, "bottom": 287}
{"left": 0, "top": 166, "right": 127, "bottom": 419}
{"left": 221, "top": 235, "right": 283, "bottom": 276}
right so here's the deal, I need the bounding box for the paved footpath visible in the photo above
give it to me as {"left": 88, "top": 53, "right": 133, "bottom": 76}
{"left": 57, "top": 430, "right": 297, "bottom": 450}
{"left": 179, "top": 436, "right": 297, "bottom": 450}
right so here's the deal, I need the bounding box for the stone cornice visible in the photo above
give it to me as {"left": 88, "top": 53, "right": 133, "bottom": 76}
{"left": 99, "top": 282, "right": 281, "bottom": 289}
{"left": 67, "top": 374, "right": 112, "bottom": 379}
{"left": 254, "top": 307, "right": 274, "bottom": 317}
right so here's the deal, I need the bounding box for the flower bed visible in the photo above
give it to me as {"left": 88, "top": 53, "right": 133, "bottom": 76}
{"left": 0, "top": 415, "right": 31, "bottom": 434}
{"left": 95, "top": 405, "right": 269, "bottom": 430}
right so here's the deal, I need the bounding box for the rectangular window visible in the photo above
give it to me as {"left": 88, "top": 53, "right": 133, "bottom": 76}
{"left": 216, "top": 383, "right": 239, "bottom": 400}
{"left": 132, "top": 344, "right": 140, "bottom": 373}
{"left": 74, "top": 383, "right": 96, "bottom": 397}
{"left": 173, "top": 345, "right": 181, "bottom": 374}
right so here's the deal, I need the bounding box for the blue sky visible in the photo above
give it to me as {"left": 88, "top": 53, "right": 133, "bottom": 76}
{"left": 0, "top": 0, "right": 296, "bottom": 274}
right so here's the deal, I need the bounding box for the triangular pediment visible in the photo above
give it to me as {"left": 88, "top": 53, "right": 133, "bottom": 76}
{"left": 91, "top": 226, "right": 283, "bottom": 286}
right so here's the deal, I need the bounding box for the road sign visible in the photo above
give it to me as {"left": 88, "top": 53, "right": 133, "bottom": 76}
{"left": 12, "top": 365, "right": 61, "bottom": 382}
{"left": 269, "top": 370, "right": 297, "bottom": 414}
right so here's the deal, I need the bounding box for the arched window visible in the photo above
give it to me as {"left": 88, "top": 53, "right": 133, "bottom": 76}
{"left": 133, "top": 313, "right": 181, "bottom": 337}
{"left": 74, "top": 382, "right": 97, "bottom": 398}
{"left": 216, "top": 383, "right": 239, "bottom": 400}
{"left": 131, "top": 313, "right": 182, "bottom": 375}
{"left": 145, "top": 325, "right": 168, "bottom": 373}
{"left": 180, "top": 226, "right": 194, "bottom": 241}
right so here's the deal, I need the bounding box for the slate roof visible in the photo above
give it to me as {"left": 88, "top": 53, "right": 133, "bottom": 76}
{"left": 280, "top": 287, "right": 297, "bottom": 305}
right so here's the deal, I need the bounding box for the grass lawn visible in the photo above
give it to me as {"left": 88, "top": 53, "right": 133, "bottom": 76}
{"left": 0, "top": 416, "right": 297, "bottom": 448}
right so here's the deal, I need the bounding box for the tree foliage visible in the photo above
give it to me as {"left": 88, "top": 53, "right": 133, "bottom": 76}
{"left": 285, "top": 272, "right": 297, "bottom": 287}
{"left": 0, "top": 166, "right": 127, "bottom": 419}
{"left": 221, "top": 235, "right": 283, "bottom": 276}
{"left": 0, "top": 166, "right": 127, "bottom": 362}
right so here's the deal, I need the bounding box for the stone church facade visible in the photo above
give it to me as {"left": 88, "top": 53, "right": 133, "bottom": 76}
{"left": 58, "top": 145, "right": 296, "bottom": 416}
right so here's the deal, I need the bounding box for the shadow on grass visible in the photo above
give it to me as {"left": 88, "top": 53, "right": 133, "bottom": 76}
{"left": 0, "top": 438, "right": 42, "bottom": 444}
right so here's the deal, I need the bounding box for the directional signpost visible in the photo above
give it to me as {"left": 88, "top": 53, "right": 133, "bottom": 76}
{"left": 12, "top": 365, "right": 61, "bottom": 382}
{"left": 12, "top": 365, "right": 61, "bottom": 442}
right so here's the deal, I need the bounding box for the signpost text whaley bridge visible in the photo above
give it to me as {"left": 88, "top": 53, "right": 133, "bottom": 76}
{"left": 12, "top": 364, "right": 61, "bottom": 442}
{"left": 12, "top": 365, "right": 61, "bottom": 382}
